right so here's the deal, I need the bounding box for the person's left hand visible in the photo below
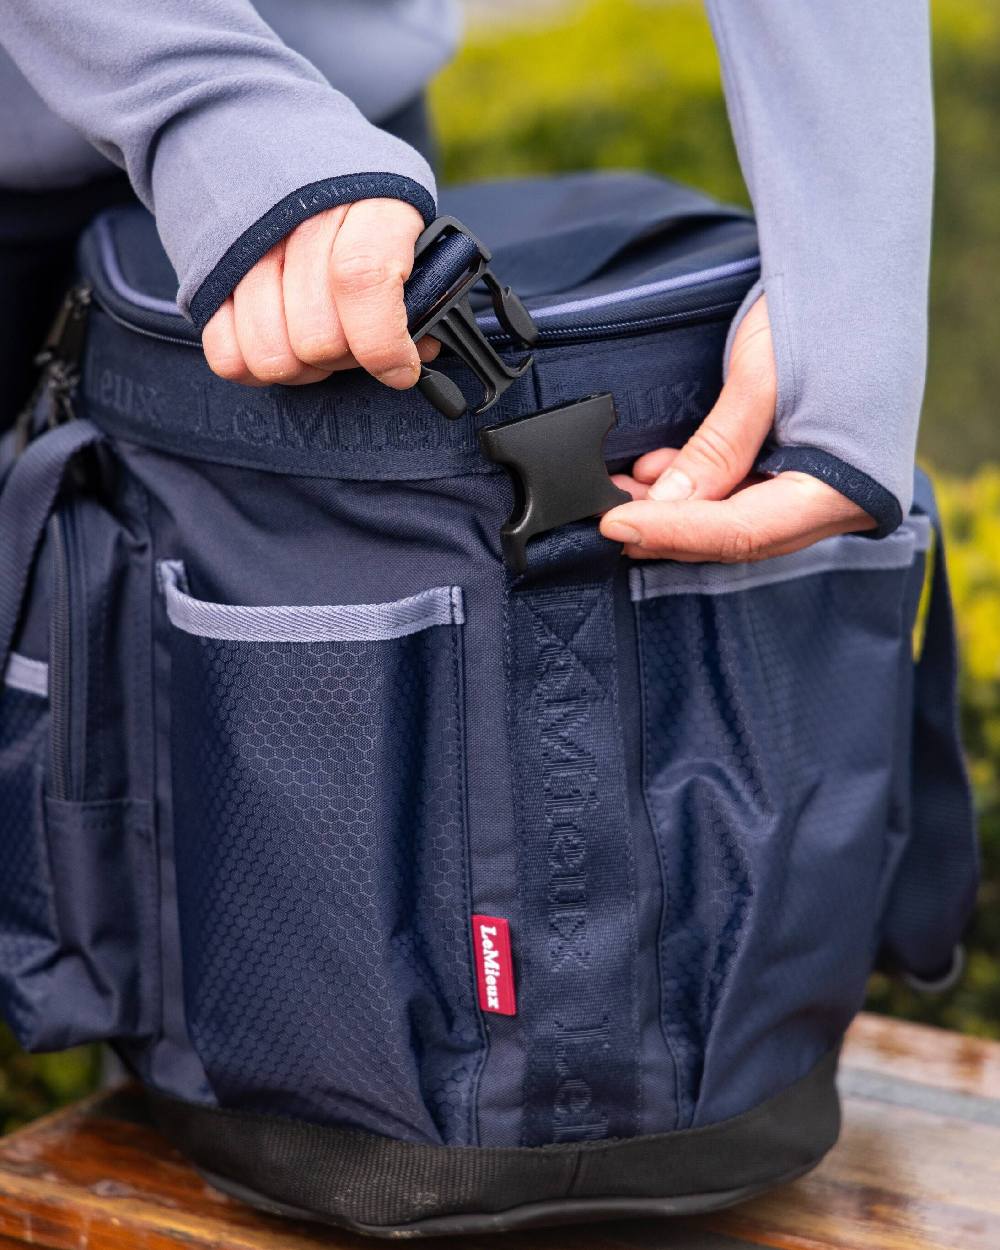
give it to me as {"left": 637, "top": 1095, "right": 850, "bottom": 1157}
{"left": 599, "top": 295, "right": 875, "bottom": 561}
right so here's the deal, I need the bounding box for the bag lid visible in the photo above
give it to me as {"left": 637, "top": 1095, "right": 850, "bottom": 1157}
{"left": 78, "top": 171, "right": 759, "bottom": 346}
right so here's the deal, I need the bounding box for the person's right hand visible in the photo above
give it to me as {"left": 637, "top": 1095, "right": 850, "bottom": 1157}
{"left": 202, "top": 198, "right": 439, "bottom": 388}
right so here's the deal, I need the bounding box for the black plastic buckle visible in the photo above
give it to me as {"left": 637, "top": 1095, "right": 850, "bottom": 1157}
{"left": 409, "top": 217, "right": 538, "bottom": 420}
{"left": 479, "top": 393, "right": 631, "bottom": 573}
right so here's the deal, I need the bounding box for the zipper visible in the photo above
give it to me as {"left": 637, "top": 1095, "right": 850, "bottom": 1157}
{"left": 485, "top": 299, "right": 745, "bottom": 347}
{"left": 13, "top": 284, "right": 94, "bottom": 799}
{"left": 91, "top": 262, "right": 750, "bottom": 352}
{"left": 48, "top": 507, "right": 87, "bottom": 802}
{"left": 89, "top": 287, "right": 749, "bottom": 352}
{"left": 92, "top": 193, "right": 759, "bottom": 350}
{"left": 93, "top": 295, "right": 199, "bottom": 349}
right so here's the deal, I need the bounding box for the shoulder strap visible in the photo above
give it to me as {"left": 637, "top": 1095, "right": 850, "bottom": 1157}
{"left": 880, "top": 470, "right": 978, "bottom": 983}
{"left": 0, "top": 420, "right": 104, "bottom": 674}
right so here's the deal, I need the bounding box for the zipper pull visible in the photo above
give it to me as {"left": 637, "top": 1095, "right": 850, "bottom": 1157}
{"left": 42, "top": 284, "right": 92, "bottom": 428}
{"left": 14, "top": 284, "right": 92, "bottom": 450}
{"left": 41, "top": 283, "right": 92, "bottom": 374}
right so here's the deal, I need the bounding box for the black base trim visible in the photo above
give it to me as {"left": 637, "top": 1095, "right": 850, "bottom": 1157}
{"left": 199, "top": 1162, "right": 818, "bottom": 1239}
{"left": 148, "top": 1048, "right": 841, "bottom": 1238}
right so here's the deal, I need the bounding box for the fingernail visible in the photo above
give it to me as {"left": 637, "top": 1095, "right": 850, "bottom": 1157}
{"left": 648, "top": 469, "right": 694, "bottom": 502}
{"left": 602, "top": 521, "right": 642, "bottom": 546}
{"left": 378, "top": 365, "right": 418, "bottom": 389}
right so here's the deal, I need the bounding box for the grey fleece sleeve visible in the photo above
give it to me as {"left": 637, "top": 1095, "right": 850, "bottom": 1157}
{"left": 0, "top": 0, "right": 437, "bottom": 327}
{"left": 705, "top": 1, "right": 934, "bottom": 534}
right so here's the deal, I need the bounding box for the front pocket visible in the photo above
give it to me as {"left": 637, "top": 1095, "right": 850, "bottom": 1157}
{"left": 159, "top": 562, "right": 484, "bottom": 1145}
{"left": 631, "top": 517, "right": 930, "bottom": 1128}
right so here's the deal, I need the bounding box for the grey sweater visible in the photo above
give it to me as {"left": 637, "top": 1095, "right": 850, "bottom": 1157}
{"left": 0, "top": 0, "right": 932, "bottom": 533}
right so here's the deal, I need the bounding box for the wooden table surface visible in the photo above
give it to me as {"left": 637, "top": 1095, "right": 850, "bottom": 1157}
{"left": 0, "top": 1013, "right": 998, "bottom": 1250}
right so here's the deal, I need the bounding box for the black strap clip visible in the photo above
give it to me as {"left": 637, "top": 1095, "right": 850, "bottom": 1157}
{"left": 407, "top": 217, "right": 538, "bottom": 420}
{"left": 479, "top": 393, "right": 631, "bottom": 572}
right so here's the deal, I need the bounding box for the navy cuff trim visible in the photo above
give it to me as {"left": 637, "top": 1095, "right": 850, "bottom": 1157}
{"left": 189, "top": 174, "right": 436, "bottom": 329}
{"left": 755, "top": 445, "right": 903, "bottom": 539}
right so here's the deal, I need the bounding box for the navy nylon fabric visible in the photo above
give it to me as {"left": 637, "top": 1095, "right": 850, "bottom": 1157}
{"left": 0, "top": 421, "right": 160, "bottom": 1053}
{"left": 0, "top": 684, "right": 53, "bottom": 1045}
{"left": 80, "top": 173, "right": 759, "bottom": 346}
{"left": 0, "top": 170, "right": 978, "bottom": 1196}
{"left": 506, "top": 526, "right": 641, "bottom": 1146}
{"left": 438, "top": 173, "right": 754, "bottom": 303}
{"left": 403, "top": 230, "right": 481, "bottom": 328}
{"left": 168, "top": 618, "right": 485, "bottom": 1144}
{"left": 634, "top": 556, "right": 918, "bottom": 1125}
{"left": 36, "top": 796, "right": 158, "bottom": 1050}
{"left": 77, "top": 297, "right": 732, "bottom": 484}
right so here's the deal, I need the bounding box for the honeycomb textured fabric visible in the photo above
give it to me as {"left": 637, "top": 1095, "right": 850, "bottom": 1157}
{"left": 636, "top": 558, "right": 921, "bottom": 1127}
{"left": 169, "top": 622, "right": 484, "bottom": 1145}
{"left": 0, "top": 686, "right": 51, "bottom": 1042}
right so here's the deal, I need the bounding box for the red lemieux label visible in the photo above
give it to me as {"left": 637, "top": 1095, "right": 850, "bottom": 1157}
{"left": 471, "top": 915, "right": 516, "bottom": 1015}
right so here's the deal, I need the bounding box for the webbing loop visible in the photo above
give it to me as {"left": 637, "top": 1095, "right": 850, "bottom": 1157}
{"left": 504, "top": 524, "right": 640, "bottom": 1145}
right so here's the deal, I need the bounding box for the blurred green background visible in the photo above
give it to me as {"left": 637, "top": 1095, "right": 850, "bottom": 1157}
{"left": 2, "top": 0, "right": 998, "bottom": 1130}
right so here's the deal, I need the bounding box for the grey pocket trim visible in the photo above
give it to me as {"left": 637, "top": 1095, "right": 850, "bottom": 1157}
{"left": 630, "top": 515, "right": 930, "bottom": 602}
{"left": 4, "top": 652, "right": 48, "bottom": 698}
{"left": 158, "top": 560, "right": 464, "bottom": 642}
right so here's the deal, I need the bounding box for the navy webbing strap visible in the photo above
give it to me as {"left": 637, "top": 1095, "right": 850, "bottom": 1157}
{"left": 882, "top": 472, "right": 978, "bottom": 978}
{"left": 0, "top": 420, "right": 103, "bottom": 674}
{"left": 403, "top": 229, "right": 481, "bottom": 329}
{"left": 505, "top": 524, "right": 640, "bottom": 1145}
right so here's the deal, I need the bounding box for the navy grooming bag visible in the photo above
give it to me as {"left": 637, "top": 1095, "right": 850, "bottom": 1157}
{"left": 0, "top": 172, "right": 978, "bottom": 1236}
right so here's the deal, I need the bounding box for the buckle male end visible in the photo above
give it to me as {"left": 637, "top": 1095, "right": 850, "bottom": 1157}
{"left": 407, "top": 217, "right": 537, "bottom": 420}
{"left": 479, "top": 393, "right": 630, "bottom": 573}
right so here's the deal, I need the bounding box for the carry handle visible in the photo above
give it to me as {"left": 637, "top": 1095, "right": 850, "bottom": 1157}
{"left": 0, "top": 420, "right": 104, "bottom": 676}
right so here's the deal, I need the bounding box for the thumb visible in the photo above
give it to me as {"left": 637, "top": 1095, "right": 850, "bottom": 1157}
{"left": 640, "top": 294, "right": 777, "bottom": 503}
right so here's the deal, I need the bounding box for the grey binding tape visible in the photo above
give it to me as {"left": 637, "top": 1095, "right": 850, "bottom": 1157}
{"left": 158, "top": 560, "right": 464, "bottom": 643}
{"left": 4, "top": 652, "right": 48, "bottom": 698}
{"left": 631, "top": 514, "right": 931, "bottom": 602}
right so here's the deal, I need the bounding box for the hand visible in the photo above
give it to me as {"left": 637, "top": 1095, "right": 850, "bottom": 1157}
{"left": 202, "top": 199, "right": 439, "bottom": 388}
{"left": 599, "top": 296, "right": 874, "bottom": 561}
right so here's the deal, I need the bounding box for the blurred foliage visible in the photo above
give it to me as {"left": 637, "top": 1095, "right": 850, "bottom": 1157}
{"left": 0, "top": 1028, "right": 100, "bottom": 1132}
{"left": 3, "top": 0, "right": 998, "bottom": 1131}
{"left": 434, "top": 0, "right": 747, "bottom": 201}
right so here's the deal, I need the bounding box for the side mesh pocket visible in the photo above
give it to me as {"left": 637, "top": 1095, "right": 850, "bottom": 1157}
{"left": 0, "top": 655, "right": 53, "bottom": 1045}
{"left": 159, "top": 561, "right": 484, "bottom": 1145}
{"left": 0, "top": 496, "right": 158, "bottom": 1051}
{"left": 631, "top": 516, "right": 929, "bottom": 1128}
